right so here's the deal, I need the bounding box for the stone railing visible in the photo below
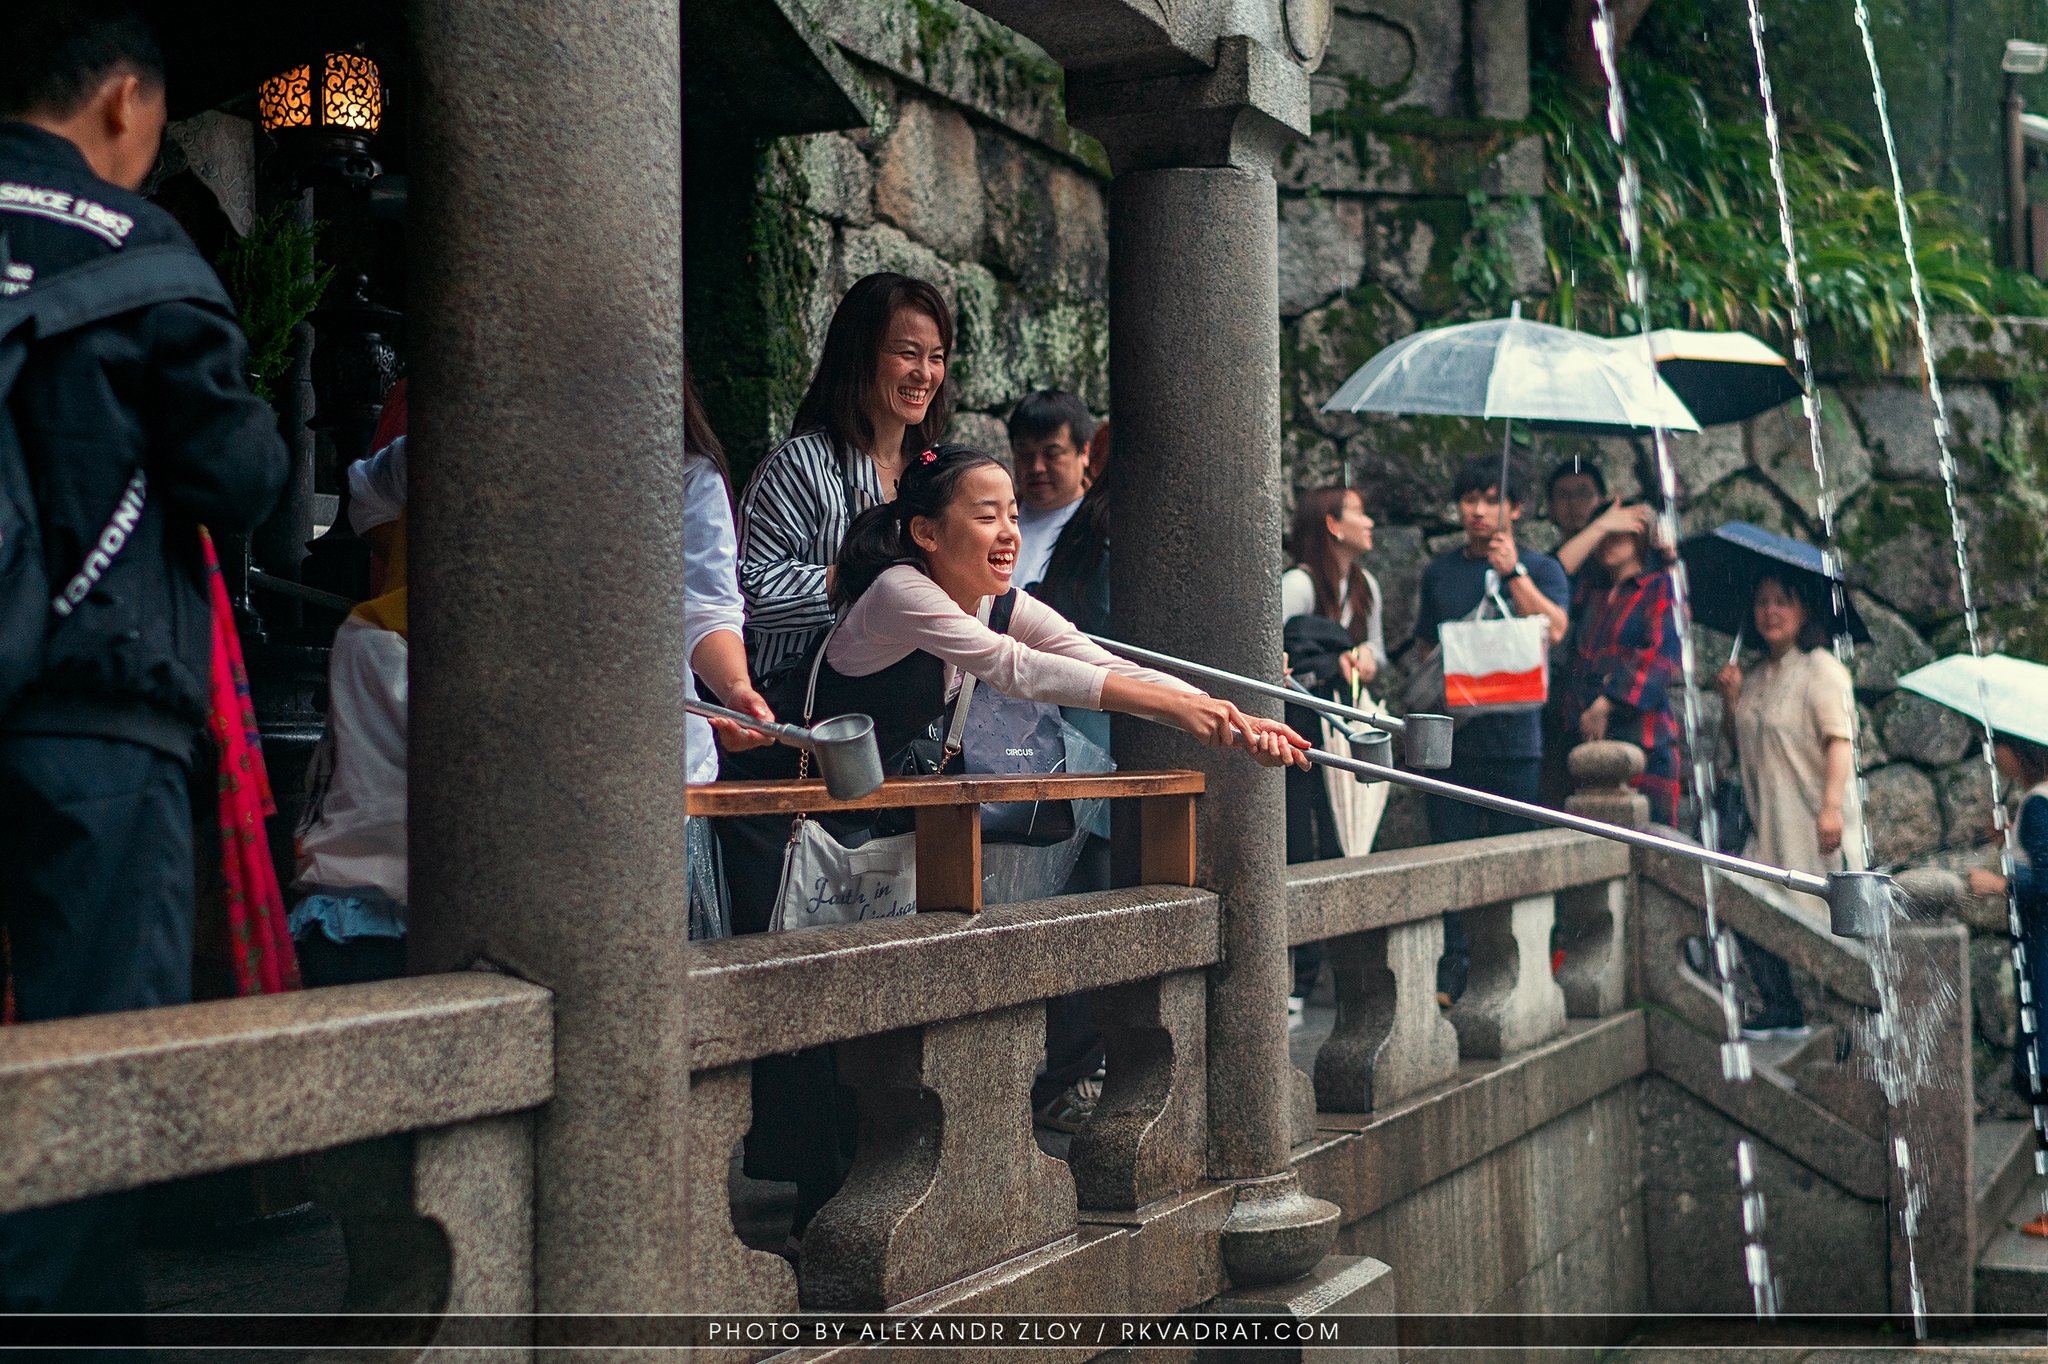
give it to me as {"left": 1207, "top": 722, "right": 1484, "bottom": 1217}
{"left": 1288, "top": 829, "right": 1634, "bottom": 1115}
{"left": 683, "top": 766, "right": 1646, "bottom": 1323}
{"left": 0, "top": 973, "right": 553, "bottom": 1321}
{"left": 681, "top": 770, "right": 1214, "bottom": 1315}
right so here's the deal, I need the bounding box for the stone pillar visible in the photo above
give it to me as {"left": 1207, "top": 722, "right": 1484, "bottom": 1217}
{"left": 406, "top": 0, "right": 688, "bottom": 1318}
{"left": 1072, "top": 34, "right": 1336, "bottom": 1284}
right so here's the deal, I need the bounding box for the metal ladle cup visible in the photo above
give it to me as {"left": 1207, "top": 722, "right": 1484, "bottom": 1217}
{"left": 1399, "top": 713, "right": 1454, "bottom": 770}
{"left": 1347, "top": 727, "right": 1392, "bottom": 779}
{"left": 685, "top": 700, "right": 886, "bottom": 801}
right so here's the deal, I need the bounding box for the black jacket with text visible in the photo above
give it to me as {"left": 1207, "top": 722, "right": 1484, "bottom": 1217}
{"left": 0, "top": 122, "right": 285, "bottom": 759}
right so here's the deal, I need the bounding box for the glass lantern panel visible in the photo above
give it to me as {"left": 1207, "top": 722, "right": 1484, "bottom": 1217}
{"left": 258, "top": 64, "right": 313, "bottom": 130}
{"left": 321, "top": 54, "right": 383, "bottom": 134}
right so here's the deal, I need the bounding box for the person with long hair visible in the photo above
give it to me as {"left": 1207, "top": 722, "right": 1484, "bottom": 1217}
{"left": 683, "top": 357, "right": 776, "bottom": 939}
{"left": 720, "top": 443, "right": 1306, "bottom": 1250}
{"left": 735, "top": 272, "right": 956, "bottom": 683}
{"left": 1714, "top": 572, "right": 1865, "bottom": 1038}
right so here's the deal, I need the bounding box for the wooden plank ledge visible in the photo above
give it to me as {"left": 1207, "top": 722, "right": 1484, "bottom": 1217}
{"left": 685, "top": 769, "right": 1203, "bottom": 816}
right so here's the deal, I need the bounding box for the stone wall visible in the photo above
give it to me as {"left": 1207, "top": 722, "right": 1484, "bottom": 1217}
{"left": 689, "top": 0, "right": 1111, "bottom": 485}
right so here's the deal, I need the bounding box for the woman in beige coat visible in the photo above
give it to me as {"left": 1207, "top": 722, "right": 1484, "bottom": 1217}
{"left": 1714, "top": 572, "right": 1865, "bottom": 1037}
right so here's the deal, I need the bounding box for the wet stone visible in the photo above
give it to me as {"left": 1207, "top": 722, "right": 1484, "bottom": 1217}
{"left": 1849, "top": 591, "right": 1935, "bottom": 692}
{"left": 1279, "top": 196, "right": 1367, "bottom": 317}
{"left": 1748, "top": 389, "right": 1871, "bottom": 511}
{"left": 1974, "top": 935, "right": 2020, "bottom": 1049}
{"left": 1860, "top": 764, "right": 1942, "bottom": 868}
{"left": 872, "top": 97, "right": 984, "bottom": 260}
{"left": 1878, "top": 690, "right": 1976, "bottom": 767}
{"left": 1936, "top": 757, "right": 1999, "bottom": 849}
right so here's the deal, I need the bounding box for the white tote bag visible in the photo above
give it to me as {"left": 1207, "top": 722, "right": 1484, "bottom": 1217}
{"left": 766, "top": 624, "right": 981, "bottom": 933}
{"left": 1319, "top": 694, "right": 1390, "bottom": 859}
{"left": 1439, "top": 569, "right": 1549, "bottom": 718}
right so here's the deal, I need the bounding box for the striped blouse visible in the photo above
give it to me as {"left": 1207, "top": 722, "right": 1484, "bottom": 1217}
{"left": 735, "top": 430, "right": 886, "bottom": 679}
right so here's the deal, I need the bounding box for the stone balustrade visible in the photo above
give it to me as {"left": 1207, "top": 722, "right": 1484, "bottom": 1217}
{"left": 1287, "top": 830, "right": 1632, "bottom": 1116}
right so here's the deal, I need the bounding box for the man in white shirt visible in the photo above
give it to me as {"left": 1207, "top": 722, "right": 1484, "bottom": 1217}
{"left": 1007, "top": 389, "right": 1094, "bottom": 589}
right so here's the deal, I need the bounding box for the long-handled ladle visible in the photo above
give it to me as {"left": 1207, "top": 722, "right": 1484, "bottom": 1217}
{"left": 686, "top": 699, "right": 885, "bottom": 801}
{"left": 1083, "top": 633, "right": 1454, "bottom": 769}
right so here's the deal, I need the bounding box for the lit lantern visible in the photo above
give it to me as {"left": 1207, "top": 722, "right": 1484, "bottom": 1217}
{"left": 257, "top": 52, "right": 383, "bottom": 190}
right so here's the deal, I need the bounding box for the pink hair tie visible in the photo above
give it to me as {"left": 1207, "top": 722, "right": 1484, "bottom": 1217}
{"left": 918, "top": 448, "right": 938, "bottom": 465}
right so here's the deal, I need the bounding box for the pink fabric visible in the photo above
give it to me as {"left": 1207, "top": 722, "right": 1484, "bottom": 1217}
{"left": 202, "top": 528, "right": 301, "bottom": 996}
{"left": 826, "top": 564, "right": 1197, "bottom": 708}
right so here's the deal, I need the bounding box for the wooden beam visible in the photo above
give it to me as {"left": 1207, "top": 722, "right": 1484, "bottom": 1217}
{"left": 686, "top": 770, "right": 1203, "bottom": 817}
{"left": 1140, "top": 793, "right": 1197, "bottom": 887}
{"left": 916, "top": 804, "right": 983, "bottom": 913}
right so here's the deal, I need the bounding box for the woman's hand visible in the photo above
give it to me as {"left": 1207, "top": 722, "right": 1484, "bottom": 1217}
{"left": 1816, "top": 803, "right": 1844, "bottom": 856}
{"left": 1578, "top": 695, "right": 1612, "bottom": 744}
{"left": 1970, "top": 868, "right": 2009, "bottom": 897}
{"left": 1168, "top": 694, "right": 1311, "bottom": 769}
{"left": 710, "top": 679, "right": 779, "bottom": 752}
{"left": 1340, "top": 646, "right": 1378, "bottom": 687}
{"left": 1714, "top": 662, "right": 1743, "bottom": 707}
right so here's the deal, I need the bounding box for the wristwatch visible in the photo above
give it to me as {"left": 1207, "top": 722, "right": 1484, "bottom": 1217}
{"left": 1509, "top": 561, "right": 1530, "bottom": 580}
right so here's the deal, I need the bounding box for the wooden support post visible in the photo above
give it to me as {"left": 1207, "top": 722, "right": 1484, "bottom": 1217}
{"left": 1140, "top": 792, "right": 1196, "bottom": 887}
{"left": 916, "top": 804, "right": 982, "bottom": 913}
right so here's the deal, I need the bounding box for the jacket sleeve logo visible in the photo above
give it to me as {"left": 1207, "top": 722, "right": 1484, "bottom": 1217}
{"left": 0, "top": 182, "right": 135, "bottom": 247}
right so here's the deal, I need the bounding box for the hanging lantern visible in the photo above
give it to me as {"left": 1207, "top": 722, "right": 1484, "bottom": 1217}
{"left": 257, "top": 52, "right": 383, "bottom": 190}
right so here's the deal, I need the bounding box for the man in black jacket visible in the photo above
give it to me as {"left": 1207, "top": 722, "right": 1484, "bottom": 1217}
{"left": 0, "top": 0, "right": 287, "bottom": 1314}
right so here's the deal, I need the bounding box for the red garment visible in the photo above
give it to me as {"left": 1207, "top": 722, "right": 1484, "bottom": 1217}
{"left": 201, "top": 528, "right": 301, "bottom": 995}
{"left": 372, "top": 377, "right": 407, "bottom": 452}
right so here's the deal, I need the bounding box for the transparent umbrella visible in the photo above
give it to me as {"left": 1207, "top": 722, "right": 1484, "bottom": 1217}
{"left": 1321, "top": 304, "right": 1703, "bottom": 432}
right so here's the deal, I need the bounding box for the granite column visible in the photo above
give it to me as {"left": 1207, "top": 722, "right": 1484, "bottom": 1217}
{"left": 1073, "top": 35, "right": 1337, "bottom": 1279}
{"left": 405, "top": 0, "right": 689, "bottom": 1316}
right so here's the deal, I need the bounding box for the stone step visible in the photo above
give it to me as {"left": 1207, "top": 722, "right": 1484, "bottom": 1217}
{"left": 1977, "top": 1120, "right": 2036, "bottom": 1259}
{"left": 1975, "top": 1172, "right": 2048, "bottom": 1313}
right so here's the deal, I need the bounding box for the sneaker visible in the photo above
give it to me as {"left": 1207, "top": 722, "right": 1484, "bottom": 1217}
{"left": 1741, "top": 1013, "right": 1812, "bottom": 1041}
{"left": 1287, "top": 996, "right": 1306, "bottom": 1031}
{"left": 1034, "top": 1071, "right": 1104, "bottom": 1133}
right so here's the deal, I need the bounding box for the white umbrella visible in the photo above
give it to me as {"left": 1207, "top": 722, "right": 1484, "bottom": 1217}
{"left": 1896, "top": 653, "right": 2048, "bottom": 748}
{"left": 1321, "top": 304, "right": 1702, "bottom": 432}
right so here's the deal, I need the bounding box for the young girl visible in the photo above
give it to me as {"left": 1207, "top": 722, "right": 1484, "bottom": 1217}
{"left": 719, "top": 442, "right": 1307, "bottom": 925}
{"left": 718, "top": 442, "right": 1307, "bottom": 1251}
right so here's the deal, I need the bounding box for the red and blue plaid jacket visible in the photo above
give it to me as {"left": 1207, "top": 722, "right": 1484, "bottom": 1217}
{"left": 1569, "top": 568, "right": 1682, "bottom": 753}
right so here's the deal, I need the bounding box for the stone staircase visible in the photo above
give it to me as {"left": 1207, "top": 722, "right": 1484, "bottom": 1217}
{"left": 1976, "top": 1121, "right": 2048, "bottom": 1311}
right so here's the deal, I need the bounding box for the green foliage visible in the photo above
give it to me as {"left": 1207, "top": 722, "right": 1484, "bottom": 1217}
{"left": 1453, "top": 189, "right": 1535, "bottom": 317}
{"left": 1528, "top": 63, "right": 2048, "bottom": 370}
{"left": 214, "top": 207, "right": 334, "bottom": 404}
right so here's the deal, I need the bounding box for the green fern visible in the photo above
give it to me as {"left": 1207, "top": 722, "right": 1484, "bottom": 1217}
{"left": 1529, "top": 62, "right": 2048, "bottom": 370}
{"left": 214, "top": 207, "right": 335, "bottom": 404}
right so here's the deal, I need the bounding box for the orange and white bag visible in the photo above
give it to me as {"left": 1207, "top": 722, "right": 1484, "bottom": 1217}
{"left": 1439, "top": 570, "right": 1548, "bottom": 716}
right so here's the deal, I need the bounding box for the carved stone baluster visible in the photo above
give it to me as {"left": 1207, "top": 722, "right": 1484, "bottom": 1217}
{"left": 1314, "top": 919, "right": 1461, "bottom": 1112}
{"left": 1442, "top": 894, "right": 1567, "bottom": 1058}
{"left": 800, "top": 1003, "right": 1077, "bottom": 1309}
{"left": 685, "top": 1064, "right": 798, "bottom": 1313}
{"left": 1070, "top": 971, "right": 1206, "bottom": 1211}
{"left": 1554, "top": 878, "right": 1629, "bottom": 1018}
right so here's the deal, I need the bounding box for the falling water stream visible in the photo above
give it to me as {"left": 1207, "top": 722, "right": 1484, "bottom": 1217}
{"left": 1740, "top": 0, "right": 1936, "bottom": 1333}
{"left": 1843, "top": 0, "right": 2031, "bottom": 1327}
{"left": 1587, "top": 0, "right": 1778, "bottom": 1317}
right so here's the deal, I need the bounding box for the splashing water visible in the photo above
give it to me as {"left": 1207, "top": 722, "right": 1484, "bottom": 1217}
{"left": 1852, "top": 0, "right": 2021, "bottom": 1334}
{"left": 1589, "top": 0, "right": 1776, "bottom": 1318}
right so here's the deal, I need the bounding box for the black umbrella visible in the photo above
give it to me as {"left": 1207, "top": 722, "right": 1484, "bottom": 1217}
{"left": 1610, "top": 330, "right": 1807, "bottom": 427}
{"left": 1676, "top": 522, "right": 1871, "bottom": 644}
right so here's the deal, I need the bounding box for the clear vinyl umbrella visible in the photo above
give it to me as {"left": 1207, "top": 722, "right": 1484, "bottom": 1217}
{"left": 1321, "top": 304, "right": 1703, "bottom": 432}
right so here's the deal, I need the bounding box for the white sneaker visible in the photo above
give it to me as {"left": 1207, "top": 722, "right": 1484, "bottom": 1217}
{"left": 1287, "top": 996, "right": 1305, "bottom": 1031}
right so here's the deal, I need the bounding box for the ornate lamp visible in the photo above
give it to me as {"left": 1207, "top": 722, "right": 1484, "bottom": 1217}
{"left": 257, "top": 52, "right": 384, "bottom": 190}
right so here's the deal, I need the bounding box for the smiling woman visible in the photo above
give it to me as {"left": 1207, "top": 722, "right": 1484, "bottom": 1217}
{"left": 733, "top": 272, "right": 958, "bottom": 683}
